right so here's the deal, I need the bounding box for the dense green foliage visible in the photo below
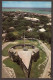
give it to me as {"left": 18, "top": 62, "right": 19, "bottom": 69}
{"left": 2, "top": 12, "right": 51, "bottom": 44}
{"left": 39, "top": 15, "right": 50, "bottom": 24}
{"left": 6, "top": 31, "right": 21, "bottom": 41}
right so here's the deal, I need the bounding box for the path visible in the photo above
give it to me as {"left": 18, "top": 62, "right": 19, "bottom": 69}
{"left": 38, "top": 40, "right": 51, "bottom": 78}
{"left": 2, "top": 42, "right": 16, "bottom": 78}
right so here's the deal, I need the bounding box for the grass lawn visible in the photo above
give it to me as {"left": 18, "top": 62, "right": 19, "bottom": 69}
{"left": 30, "top": 40, "right": 47, "bottom": 78}
{"left": 3, "top": 58, "right": 25, "bottom": 78}
{"left": 15, "top": 39, "right": 37, "bottom": 45}
{"left": 2, "top": 44, "right": 15, "bottom": 56}
{"left": 30, "top": 50, "right": 46, "bottom": 78}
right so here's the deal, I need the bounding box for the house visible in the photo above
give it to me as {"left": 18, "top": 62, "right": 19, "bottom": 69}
{"left": 39, "top": 25, "right": 44, "bottom": 28}
{"left": 24, "top": 17, "right": 40, "bottom": 22}
{"left": 39, "top": 28, "right": 46, "bottom": 32}
{"left": 2, "top": 33, "right": 7, "bottom": 42}
{"left": 27, "top": 27, "right": 33, "bottom": 32}
{"left": 9, "top": 27, "right": 15, "bottom": 31}
{"left": 13, "top": 15, "right": 18, "bottom": 20}
{"left": 47, "top": 22, "right": 51, "bottom": 26}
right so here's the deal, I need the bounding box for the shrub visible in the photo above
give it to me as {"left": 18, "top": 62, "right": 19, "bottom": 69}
{"left": 6, "top": 31, "right": 19, "bottom": 41}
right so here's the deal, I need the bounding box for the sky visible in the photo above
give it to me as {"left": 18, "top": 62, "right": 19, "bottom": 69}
{"left": 2, "top": 1, "right": 51, "bottom": 8}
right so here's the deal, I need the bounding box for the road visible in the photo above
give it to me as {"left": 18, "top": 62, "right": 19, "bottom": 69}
{"left": 2, "top": 42, "right": 11, "bottom": 50}
{"left": 38, "top": 40, "right": 51, "bottom": 78}
{"left": 2, "top": 42, "right": 11, "bottom": 78}
{"left": 2, "top": 42, "right": 16, "bottom": 78}
{"left": 2, "top": 64, "right": 12, "bottom": 78}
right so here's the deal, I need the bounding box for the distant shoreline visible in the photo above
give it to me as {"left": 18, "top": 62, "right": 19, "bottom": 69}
{"left": 2, "top": 10, "right": 51, "bottom": 18}
{"left": 2, "top": 7, "right": 51, "bottom": 15}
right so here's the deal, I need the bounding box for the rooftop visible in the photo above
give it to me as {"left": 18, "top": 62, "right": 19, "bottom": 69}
{"left": 39, "top": 25, "right": 44, "bottom": 28}
{"left": 9, "top": 27, "right": 15, "bottom": 30}
{"left": 47, "top": 22, "right": 51, "bottom": 26}
{"left": 2, "top": 33, "right": 7, "bottom": 37}
{"left": 24, "top": 17, "right": 39, "bottom": 22}
{"left": 39, "top": 28, "right": 46, "bottom": 32}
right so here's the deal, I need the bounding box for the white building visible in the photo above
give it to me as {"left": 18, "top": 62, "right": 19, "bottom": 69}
{"left": 24, "top": 17, "right": 39, "bottom": 22}
{"left": 13, "top": 15, "right": 17, "bottom": 20}
{"left": 27, "top": 27, "right": 33, "bottom": 32}
{"left": 39, "top": 25, "right": 44, "bottom": 28}
{"left": 39, "top": 28, "right": 46, "bottom": 32}
{"left": 47, "top": 22, "right": 51, "bottom": 26}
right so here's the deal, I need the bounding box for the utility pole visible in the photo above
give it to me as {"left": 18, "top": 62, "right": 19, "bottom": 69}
{"left": 24, "top": 31, "right": 25, "bottom": 48}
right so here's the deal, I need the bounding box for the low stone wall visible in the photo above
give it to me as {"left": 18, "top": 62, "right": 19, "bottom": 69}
{"left": 11, "top": 44, "right": 35, "bottom": 49}
{"left": 32, "top": 51, "right": 39, "bottom": 62}
{"left": 8, "top": 44, "right": 39, "bottom": 78}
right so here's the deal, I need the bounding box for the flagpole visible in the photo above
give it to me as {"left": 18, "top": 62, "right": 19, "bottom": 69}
{"left": 24, "top": 31, "right": 25, "bottom": 48}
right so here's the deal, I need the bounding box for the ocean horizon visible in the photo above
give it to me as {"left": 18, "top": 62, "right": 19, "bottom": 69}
{"left": 2, "top": 7, "right": 51, "bottom": 14}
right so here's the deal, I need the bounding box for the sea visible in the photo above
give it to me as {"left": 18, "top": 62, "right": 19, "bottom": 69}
{"left": 2, "top": 8, "right": 51, "bottom": 14}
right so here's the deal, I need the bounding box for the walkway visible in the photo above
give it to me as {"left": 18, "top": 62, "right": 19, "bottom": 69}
{"left": 38, "top": 40, "right": 51, "bottom": 78}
